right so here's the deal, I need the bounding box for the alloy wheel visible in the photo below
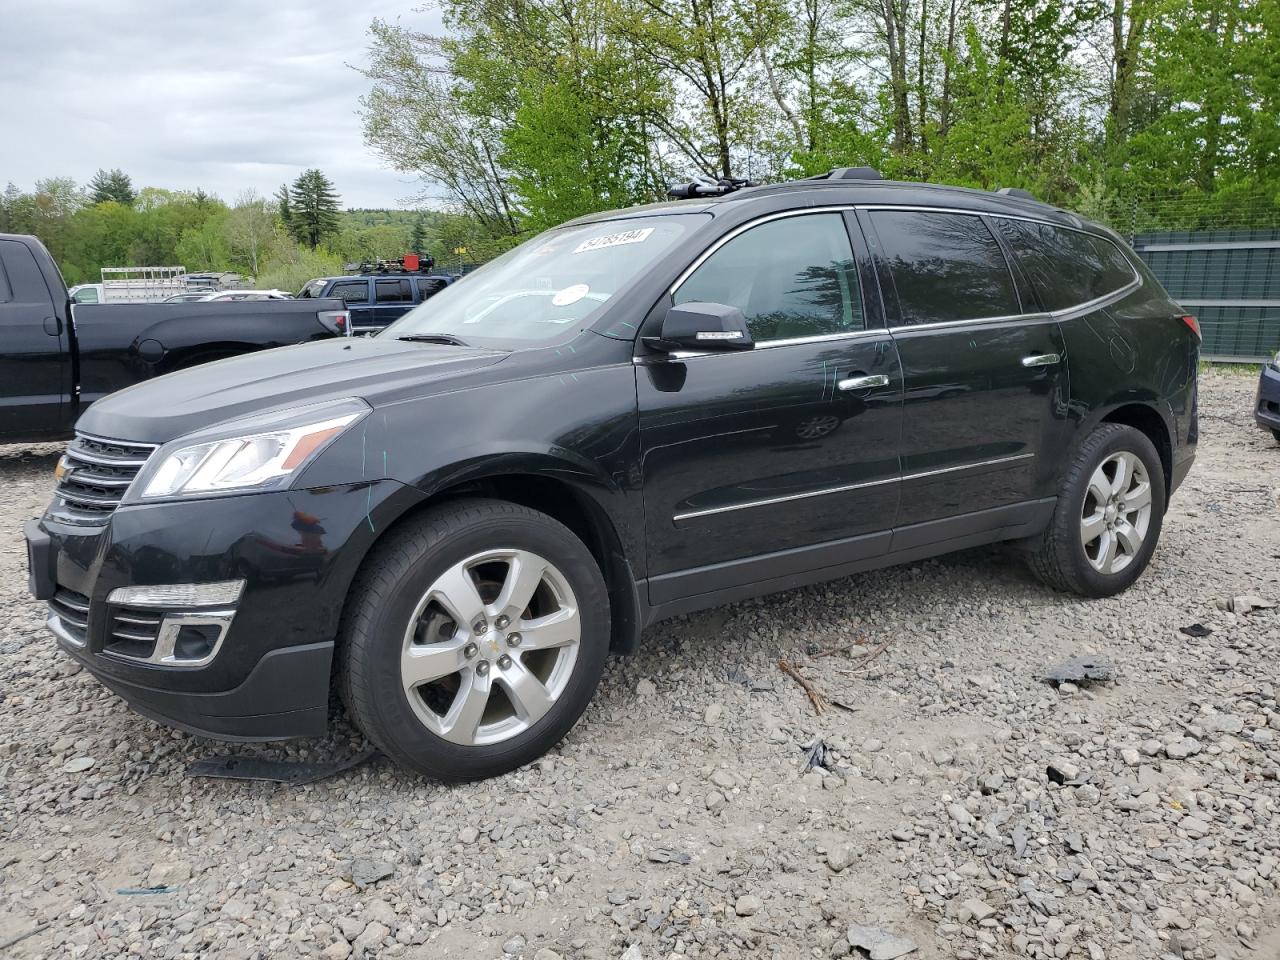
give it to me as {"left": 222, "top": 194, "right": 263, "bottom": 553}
{"left": 1080, "top": 450, "right": 1153, "bottom": 575}
{"left": 400, "top": 549, "right": 581, "bottom": 746}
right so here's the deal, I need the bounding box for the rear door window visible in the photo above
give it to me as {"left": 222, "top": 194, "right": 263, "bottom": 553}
{"left": 993, "top": 219, "right": 1136, "bottom": 310}
{"left": 674, "top": 212, "right": 863, "bottom": 342}
{"left": 329, "top": 281, "right": 370, "bottom": 304}
{"left": 376, "top": 279, "right": 412, "bottom": 303}
{"left": 870, "top": 211, "right": 1020, "bottom": 325}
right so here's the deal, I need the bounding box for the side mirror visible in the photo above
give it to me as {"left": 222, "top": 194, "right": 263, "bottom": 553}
{"left": 647, "top": 301, "right": 754, "bottom": 352}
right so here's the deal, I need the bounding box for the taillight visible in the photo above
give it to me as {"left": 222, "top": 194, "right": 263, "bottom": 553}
{"left": 317, "top": 310, "right": 351, "bottom": 337}
{"left": 1181, "top": 314, "right": 1201, "bottom": 340}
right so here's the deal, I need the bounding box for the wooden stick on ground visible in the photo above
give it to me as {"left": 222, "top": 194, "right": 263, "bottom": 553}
{"left": 777, "top": 658, "right": 828, "bottom": 715}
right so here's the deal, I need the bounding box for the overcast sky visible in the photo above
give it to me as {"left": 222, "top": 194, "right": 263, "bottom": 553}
{"left": 0, "top": 1, "right": 444, "bottom": 209}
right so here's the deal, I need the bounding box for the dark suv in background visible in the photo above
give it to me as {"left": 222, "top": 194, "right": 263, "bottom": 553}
{"left": 26, "top": 169, "right": 1199, "bottom": 780}
{"left": 298, "top": 271, "right": 455, "bottom": 334}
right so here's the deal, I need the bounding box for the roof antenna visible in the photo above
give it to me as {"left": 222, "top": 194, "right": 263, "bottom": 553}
{"left": 668, "top": 175, "right": 758, "bottom": 199}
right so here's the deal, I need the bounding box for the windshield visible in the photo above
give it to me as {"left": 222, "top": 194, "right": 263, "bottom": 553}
{"left": 383, "top": 214, "right": 706, "bottom": 346}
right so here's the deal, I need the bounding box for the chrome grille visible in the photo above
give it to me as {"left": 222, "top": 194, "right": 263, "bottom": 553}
{"left": 49, "top": 588, "right": 90, "bottom": 645}
{"left": 50, "top": 434, "right": 156, "bottom": 525}
{"left": 104, "top": 606, "right": 163, "bottom": 660}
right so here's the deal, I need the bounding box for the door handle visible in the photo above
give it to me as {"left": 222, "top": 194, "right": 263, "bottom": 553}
{"left": 838, "top": 374, "right": 890, "bottom": 391}
{"left": 1021, "top": 353, "right": 1060, "bottom": 368}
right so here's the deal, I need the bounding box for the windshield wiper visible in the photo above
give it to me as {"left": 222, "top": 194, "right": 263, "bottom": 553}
{"left": 397, "top": 333, "right": 470, "bottom": 346}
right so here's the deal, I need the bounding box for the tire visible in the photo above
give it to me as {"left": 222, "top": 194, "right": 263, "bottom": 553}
{"left": 338, "top": 498, "right": 610, "bottom": 781}
{"left": 1028, "top": 423, "right": 1166, "bottom": 598}
{"left": 1272, "top": 429, "right": 1280, "bottom": 445}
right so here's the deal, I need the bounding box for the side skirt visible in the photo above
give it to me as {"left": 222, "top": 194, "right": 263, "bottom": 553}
{"left": 638, "top": 498, "right": 1056, "bottom": 627}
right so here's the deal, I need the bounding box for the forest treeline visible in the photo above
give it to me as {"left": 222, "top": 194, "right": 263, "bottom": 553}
{"left": 360, "top": 0, "right": 1279, "bottom": 236}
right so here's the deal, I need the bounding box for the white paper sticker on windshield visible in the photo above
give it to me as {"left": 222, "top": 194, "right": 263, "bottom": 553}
{"left": 573, "top": 227, "right": 654, "bottom": 254}
{"left": 552, "top": 283, "right": 590, "bottom": 306}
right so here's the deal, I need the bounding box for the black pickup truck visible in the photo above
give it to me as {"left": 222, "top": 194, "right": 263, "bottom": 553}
{"left": 0, "top": 234, "right": 350, "bottom": 442}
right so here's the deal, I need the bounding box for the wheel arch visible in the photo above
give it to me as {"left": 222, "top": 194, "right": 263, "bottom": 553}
{"left": 1098, "top": 402, "right": 1174, "bottom": 498}
{"left": 335, "top": 469, "right": 643, "bottom": 657}
{"left": 154, "top": 340, "right": 263, "bottom": 373}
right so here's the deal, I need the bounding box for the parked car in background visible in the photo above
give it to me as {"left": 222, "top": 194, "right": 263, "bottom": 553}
{"left": 299, "top": 271, "right": 455, "bottom": 333}
{"left": 25, "top": 169, "right": 1199, "bottom": 781}
{"left": 198, "top": 289, "right": 293, "bottom": 302}
{"left": 68, "top": 283, "right": 104, "bottom": 304}
{"left": 163, "top": 292, "right": 212, "bottom": 303}
{"left": 0, "top": 233, "right": 350, "bottom": 442}
{"left": 1256, "top": 349, "right": 1280, "bottom": 443}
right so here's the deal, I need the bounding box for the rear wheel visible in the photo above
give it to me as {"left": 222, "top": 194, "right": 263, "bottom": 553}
{"left": 1028, "top": 423, "right": 1166, "bottom": 597}
{"left": 338, "top": 499, "right": 610, "bottom": 781}
{"left": 1272, "top": 429, "right": 1280, "bottom": 444}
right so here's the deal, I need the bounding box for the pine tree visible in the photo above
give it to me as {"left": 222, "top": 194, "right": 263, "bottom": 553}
{"left": 408, "top": 214, "right": 427, "bottom": 254}
{"left": 275, "top": 184, "right": 294, "bottom": 239}
{"left": 288, "top": 169, "right": 341, "bottom": 249}
{"left": 88, "top": 168, "right": 135, "bottom": 206}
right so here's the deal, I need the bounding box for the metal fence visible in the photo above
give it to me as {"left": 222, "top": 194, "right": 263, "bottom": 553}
{"left": 1095, "top": 191, "right": 1280, "bottom": 363}
{"left": 1131, "top": 229, "right": 1280, "bottom": 363}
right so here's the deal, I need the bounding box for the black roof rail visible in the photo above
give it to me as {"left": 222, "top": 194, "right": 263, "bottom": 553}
{"left": 667, "top": 176, "right": 758, "bottom": 199}
{"left": 994, "top": 186, "right": 1036, "bottom": 201}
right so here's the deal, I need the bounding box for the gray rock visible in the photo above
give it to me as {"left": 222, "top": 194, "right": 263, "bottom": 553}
{"left": 347, "top": 859, "right": 394, "bottom": 889}
{"left": 636, "top": 678, "right": 657, "bottom": 697}
{"left": 502, "top": 934, "right": 527, "bottom": 955}
{"left": 961, "top": 898, "right": 996, "bottom": 922}
{"left": 458, "top": 826, "right": 480, "bottom": 844}
{"left": 61, "top": 756, "right": 95, "bottom": 773}
{"left": 735, "top": 894, "right": 762, "bottom": 916}
{"left": 847, "top": 924, "right": 919, "bottom": 959}
{"left": 353, "top": 922, "right": 389, "bottom": 954}
{"left": 826, "top": 844, "right": 857, "bottom": 872}
{"left": 146, "top": 860, "right": 192, "bottom": 887}
{"left": 704, "top": 703, "right": 724, "bottom": 724}
{"left": 221, "top": 898, "right": 252, "bottom": 921}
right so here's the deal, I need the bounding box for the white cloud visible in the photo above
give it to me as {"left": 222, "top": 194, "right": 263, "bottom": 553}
{"left": 0, "top": 0, "right": 444, "bottom": 208}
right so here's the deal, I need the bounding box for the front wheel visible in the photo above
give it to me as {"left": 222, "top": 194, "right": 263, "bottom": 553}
{"left": 1028, "top": 423, "right": 1166, "bottom": 597}
{"left": 338, "top": 499, "right": 610, "bottom": 781}
{"left": 1272, "top": 429, "right": 1280, "bottom": 445}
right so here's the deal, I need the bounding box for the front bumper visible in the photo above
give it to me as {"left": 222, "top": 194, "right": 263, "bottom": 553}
{"left": 1256, "top": 364, "right": 1280, "bottom": 433}
{"left": 26, "top": 478, "right": 423, "bottom": 740}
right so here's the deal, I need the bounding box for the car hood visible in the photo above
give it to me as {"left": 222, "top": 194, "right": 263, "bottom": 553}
{"left": 76, "top": 336, "right": 509, "bottom": 444}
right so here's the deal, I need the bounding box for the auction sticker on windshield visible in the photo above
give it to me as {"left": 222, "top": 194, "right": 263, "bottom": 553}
{"left": 573, "top": 227, "right": 654, "bottom": 254}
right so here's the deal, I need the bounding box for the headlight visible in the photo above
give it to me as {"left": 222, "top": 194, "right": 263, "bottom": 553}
{"left": 138, "top": 399, "right": 369, "bottom": 500}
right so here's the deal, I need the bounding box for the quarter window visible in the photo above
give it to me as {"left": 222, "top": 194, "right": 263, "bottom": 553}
{"left": 674, "top": 213, "right": 862, "bottom": 342}
{"left": 416, "top": 278, "right": 447, "bottom": 299}
{"left": 871, "top": 211, "right": 1020, "bottom": 325}
{"left": 993, "top": 219, "right": 1136, "bottom": 311}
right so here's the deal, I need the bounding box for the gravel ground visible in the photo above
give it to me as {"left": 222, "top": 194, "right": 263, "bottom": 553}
{"left": 1, "top": 370, "right": 1278, "bottom": 960}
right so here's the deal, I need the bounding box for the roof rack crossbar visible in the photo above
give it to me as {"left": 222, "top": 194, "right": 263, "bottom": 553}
{"left": 994, "top": 186, "right": 1037, "bottom": 201}
{"left": 667, "top": 176, "right": 758, "bottom": 199}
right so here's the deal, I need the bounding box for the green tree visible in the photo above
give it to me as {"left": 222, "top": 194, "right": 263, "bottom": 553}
{"left": 224, "top": 191, "right": 277, "bottom": 276}
{"left": 408, "top": 214, "right": 427, "bottom": 253}
{"left": 288, "top": 169, "right": 341, "bottom": 248}
{"left": 275, "top": 183, "right": 294, "bottom": 238}
{"left": 88, "top": 168, "right": 136, "bottom": 206}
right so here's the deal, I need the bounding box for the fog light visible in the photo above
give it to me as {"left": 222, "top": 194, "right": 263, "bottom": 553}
{"left": 107, "top": 580, "right": 245, "bottom": 608}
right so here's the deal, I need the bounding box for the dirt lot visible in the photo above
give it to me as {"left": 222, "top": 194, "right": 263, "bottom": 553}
{"left": 1, "top": 370, "right": 1277, "bottom": 960}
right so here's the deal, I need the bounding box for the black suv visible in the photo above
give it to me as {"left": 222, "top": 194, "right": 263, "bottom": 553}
{"left": 25, "top": 171, "right": 1199, "bottom": 780}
